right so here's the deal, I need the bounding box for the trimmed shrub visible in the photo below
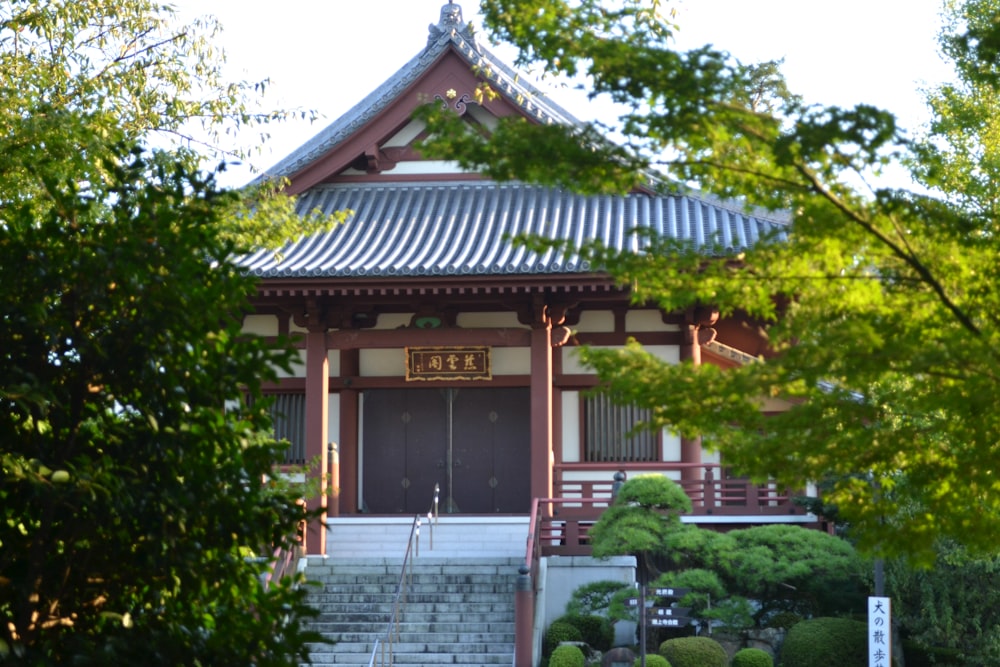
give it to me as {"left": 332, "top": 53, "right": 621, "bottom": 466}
{"left": 549, "top": 644, "right": 586, "bottom": 667}
{"left": 657, "top": 636, "right": 727, "bottom": 667}
{"left": 543, "top": 621, "right": 583, "bottom": 657}
{"left": 556, "top": 614, "right": 614, "bottom": 652}
{"left": 901, "top": 640, "right": 963, "bottom": 667}
{"left": 634, "top": 655, "right": 671, "bottom": 667}
{"left": 764, "top": 611, "right": 802, "bottom": 630}
{"left": 779, "top": 617, "right": 867, "bottom": 667}
{"left": 731, "top": 647, "right": 773, "bottom": 667}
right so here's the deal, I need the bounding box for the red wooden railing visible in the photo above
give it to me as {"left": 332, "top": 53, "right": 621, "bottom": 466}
{"left": 554, "top": 463, "right": 802, "bottom": 517}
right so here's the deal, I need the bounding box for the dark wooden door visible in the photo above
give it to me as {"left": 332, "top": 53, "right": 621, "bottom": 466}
{"left": 452, "top": 387, "right": 530, "bottom": 513}
{"left": 361, "top": 389, "right": 447, "bottom": 514}
{"left": 362, "top": 387, "right": 529, "bottom": 514}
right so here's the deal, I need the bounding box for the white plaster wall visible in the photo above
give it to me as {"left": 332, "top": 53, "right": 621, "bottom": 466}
{"left": 466, "top": 104, "right": 499, "bottom": 130}
{"left": 563, "top": 344, "right": 678, "bottom": 373}
{"left": 272, "top": 349, "right": 339, "bottom": 379}
{"left": 625, "top": 309, "right": 680, "bottom": 332}
{"left": 644, "top": 344, "right": 680, "bottom": 364}
{"left": 574, "top": 310, "right": 614, "bottom": 333}
{"left": 382, "top": 119, "right": 426, "bottom": 148}
{"left": 242, "top": 314, "right": 279, "bottom": 337}
{"left": 340, "top": 160, "right": 469, "bottom": 176}
{"left": 360, "top": 348, "right": 404, "bottom": 376}
{"left": 562, "top": 346, "right": 604, "bottom": 374}
{"left": 372, "top": 313, "right": 413, "bottom": 330}
{"left": 662, "top": 430, "right": 682, "bottom": 461}
{"left": 274, "top": 349, "right": 307, "bottom": 378}
{"left": 561, "top": 390, "right": 580, "bottom": 463}
{"left": 326, "top": 351, "right": 340, "bottom": 377}
{"left": 492, "top": 347, "right": 529, "bottom": 374}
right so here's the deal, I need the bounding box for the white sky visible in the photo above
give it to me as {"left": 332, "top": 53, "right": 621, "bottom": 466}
{"left": 170, "top": 0, "right": 954, "bottom": 187}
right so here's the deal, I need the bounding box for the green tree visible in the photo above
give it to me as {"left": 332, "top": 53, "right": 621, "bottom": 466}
{"left": 886, "top": 540, "right": 1000, "bottom": 665}
{"left": 0, "top": 138, "right": 321, "bottom": 664}
{"left": 657, "top": 525, "right": 863, "bottom": 631}
{"left": 418, "top": 0, "right": 1000, "bottom": 560}
{"left": 0, "top": 0, "right": 344, "bottom": 254}
{"left": 589, "top": 475, "right": 691, "bottom": 572}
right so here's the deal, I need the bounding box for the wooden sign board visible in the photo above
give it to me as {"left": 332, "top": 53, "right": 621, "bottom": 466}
{"left": 406, "top": 346, "right": 491, "bottom": 381}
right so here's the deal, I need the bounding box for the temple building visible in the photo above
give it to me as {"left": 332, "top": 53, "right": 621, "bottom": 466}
{"left": 238, "top": 2, "right": 814, "bottom": 559}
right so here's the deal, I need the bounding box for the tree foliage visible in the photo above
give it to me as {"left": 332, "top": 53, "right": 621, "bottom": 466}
{"left": 417, "top": 0, "right": 1000, "bottom": 560}
{"left": 0, "top": 0, "right": 344, "bottom": 254}
{"left": 0, "top": 0, "right": 333, "bottom": 662}
{"left": 886, "top": 540, "right": 1000, "bottom": 665}
{"left": 0, "top": 138, "right": 321, "bottom": 664}
{"left": 658, "top": 524, "right": 864, "bottom": 629}
{"left": 588, "top": 475, "right": 690, "bottom": 562}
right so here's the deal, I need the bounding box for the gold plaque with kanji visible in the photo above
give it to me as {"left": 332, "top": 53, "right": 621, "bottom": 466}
{"left": 406, "top": 346, "right": 491, "bottom": 381}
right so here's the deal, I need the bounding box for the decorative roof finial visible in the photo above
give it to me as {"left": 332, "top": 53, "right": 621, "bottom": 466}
{"left": 427, "top": 1, "right": 476, "bottom": 47}
{"left": 439, "top": 1, "right": 463, "bottom": 28}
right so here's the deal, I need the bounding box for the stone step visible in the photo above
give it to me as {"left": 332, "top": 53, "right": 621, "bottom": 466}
{"left": 308, "top": 593, "right": 514, "bottom": 607}
{"left": 313, "top": 607, "right": 515, "bottom": 621}
{"left": 312, "top": 583, "right": 515, "bottom": 595}
{"left": 305, "top": 651, "right": 513, "bottom": 666}
{"left": 300, "top": 554, "right": 517, "bottom": 667}
{"left": 305, "top": 647, "right": 515, "bottom": 665}
{"left": 313, "top": 622, "right": 515, "bottom": 635}
{"left": 304, "top": 558, "right": 523, "bottom": 575}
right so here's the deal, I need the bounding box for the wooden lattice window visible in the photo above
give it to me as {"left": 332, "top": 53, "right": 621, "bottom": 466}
{"left": 268, "top": 393, "right": 306, "bottom": 465}
{"left": 583, "top": 393, "right": 659, "bottom": 462}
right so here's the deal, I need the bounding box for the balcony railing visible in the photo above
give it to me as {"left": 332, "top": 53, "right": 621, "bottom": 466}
{"left": 545, "top": 462, "right": 811, "bottom": 557}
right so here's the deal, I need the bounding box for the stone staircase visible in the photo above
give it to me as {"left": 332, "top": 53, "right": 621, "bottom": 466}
{"left": 301, "top": 555, "right": 519, "bottom": 666}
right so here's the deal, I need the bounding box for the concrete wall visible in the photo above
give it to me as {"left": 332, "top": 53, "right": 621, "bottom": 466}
{"left": 536, "top": 555, "right": 637, "bottom": 652}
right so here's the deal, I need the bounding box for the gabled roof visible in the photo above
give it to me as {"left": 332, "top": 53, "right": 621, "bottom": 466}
{"left": 239, "top": 180, "right": 787, "bottom": 279}
{"left": 255, "top": 3, "right": 585, "bottom": 186}
{"left": 243, "top": 3, "right": 789, "bottom": 283}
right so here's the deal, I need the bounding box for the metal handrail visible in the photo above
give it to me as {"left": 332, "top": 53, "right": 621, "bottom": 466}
{"left": 259, "top": 543, "right": 297, "bottom": 591}
{"left": 368, "top": 485, "right": 440, "bottom": 667}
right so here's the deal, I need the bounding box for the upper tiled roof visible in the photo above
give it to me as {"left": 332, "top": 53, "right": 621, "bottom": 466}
{"left": 238, "top": 181, "right": 788, "bottom": 279}
{"left": 255, "top": 4, "right": 585, "bottom": 184}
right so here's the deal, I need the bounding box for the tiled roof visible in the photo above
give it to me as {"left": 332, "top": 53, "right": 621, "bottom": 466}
{"left": 254, "top": 9, "right": 584, "bottom": 184}
{"left": 239, "top": 181, "right": 788, "bottom": 279}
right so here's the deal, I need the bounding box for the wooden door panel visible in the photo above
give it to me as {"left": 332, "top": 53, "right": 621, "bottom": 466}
{"left": 452, "top": 388, "right": 530, "bottom": 513}
{"left": 362, "top": 389, "right": 446, "bottom": 513}
{"left": 364, "top": 387, "right": 530, "bottom": 514}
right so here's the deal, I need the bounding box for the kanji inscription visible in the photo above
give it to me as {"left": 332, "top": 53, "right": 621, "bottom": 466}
{"left": 406, "top": 346, "right": 491, "bottom": 381}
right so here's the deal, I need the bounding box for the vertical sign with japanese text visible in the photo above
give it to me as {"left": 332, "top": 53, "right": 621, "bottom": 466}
{"left": 868, "top": 596, "right": 891, "bottom": 667}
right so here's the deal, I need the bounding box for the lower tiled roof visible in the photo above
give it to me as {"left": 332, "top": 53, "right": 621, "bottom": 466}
{"left": 238, "top": 181, "right": 788, "bottom": 279}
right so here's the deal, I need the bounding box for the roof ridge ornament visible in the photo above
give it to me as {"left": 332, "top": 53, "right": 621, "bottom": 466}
{"left": 427, "top": 1, "right": 477, "bottom": 49}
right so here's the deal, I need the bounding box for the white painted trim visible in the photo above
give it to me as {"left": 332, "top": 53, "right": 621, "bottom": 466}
{"left": 681, "top": 514, "right": 818, "bottom": 524}
{"left": 327, "top": 515, "right": 529, "bottom": 527}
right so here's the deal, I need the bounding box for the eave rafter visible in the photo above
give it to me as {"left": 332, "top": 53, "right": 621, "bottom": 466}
{"left": 253, "top": 274, "right": 627, "bottom": 301}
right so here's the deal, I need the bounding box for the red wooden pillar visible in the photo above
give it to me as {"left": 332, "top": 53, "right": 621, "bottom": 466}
{"left": 679, "top": 307, "right": 717, "bottom": 483}
{"left": 529, "top": 305, "right": 554, "bottom": 506}
{"left": 304, "top": 328, "right": 329, "bottom": 555}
